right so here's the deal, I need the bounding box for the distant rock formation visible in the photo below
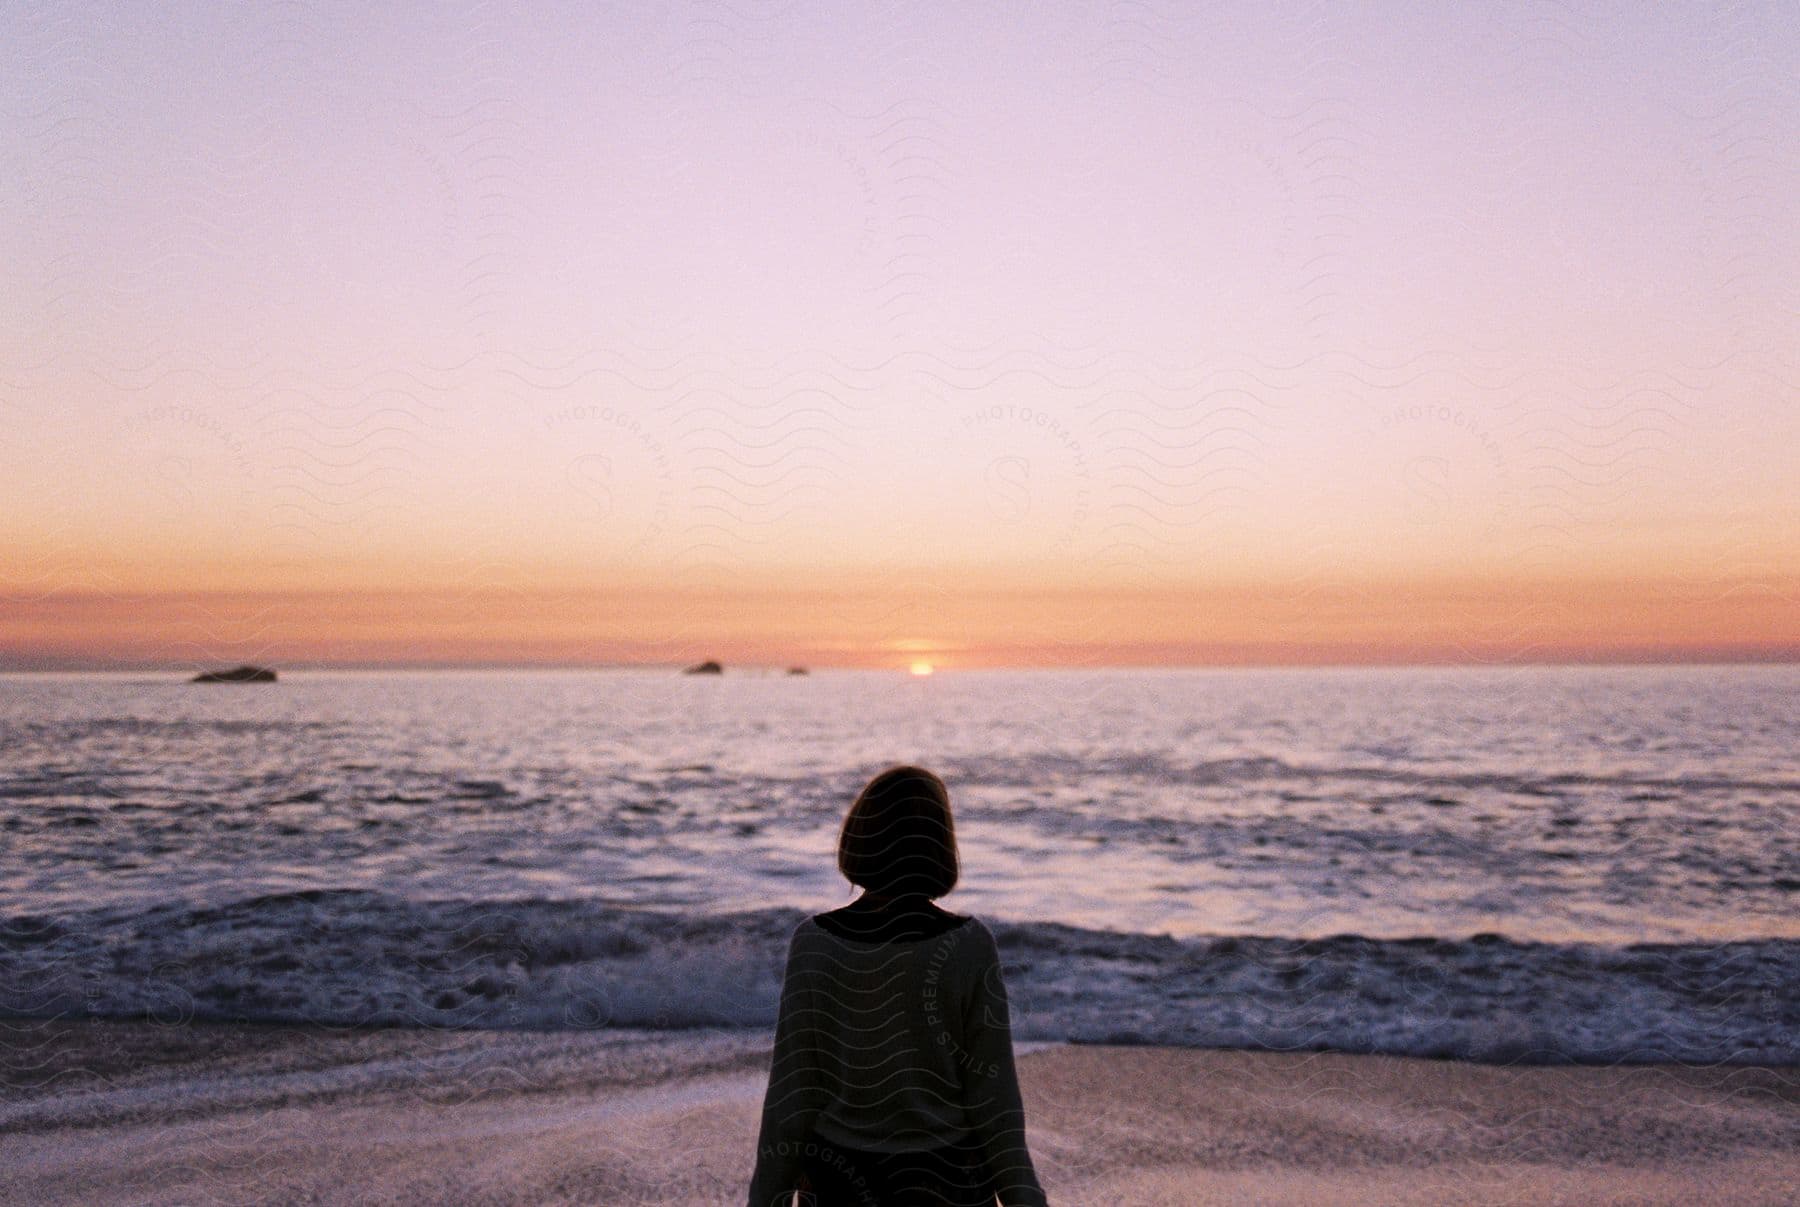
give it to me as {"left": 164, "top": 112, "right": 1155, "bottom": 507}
{"left": 786, "top": 666, "right": 808, "bottom": 676}
{"left": 682, "top": 660, "right": 723, "bottom": 675}
{"left": 192, "top": 665, "right": 277, "bottom": 683}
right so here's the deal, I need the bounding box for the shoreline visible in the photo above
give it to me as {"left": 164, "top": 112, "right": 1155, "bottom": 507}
{"left": 12, "top": 892, "right": 1795, "bottom": 1065}
{"left": 4, "top": 1020, "right": 1797, "bottom": 1205}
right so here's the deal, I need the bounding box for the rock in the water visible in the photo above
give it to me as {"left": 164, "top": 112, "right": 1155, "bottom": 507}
{"left": 786, "top": 666, "right": 808, "bottom": 676}
{"left": 682, "top": 660, "right": 723, "bottom": 675}
{"left": 191, "top": 665, "right": 277, "bottom": 683}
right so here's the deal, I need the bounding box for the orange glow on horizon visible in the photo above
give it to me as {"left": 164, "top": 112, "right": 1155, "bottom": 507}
{"left": 2, "top": 570, "right": 1794, "bottom": 671}
{"left": 1, "top": 6, "right": 1793, "bottom": 677}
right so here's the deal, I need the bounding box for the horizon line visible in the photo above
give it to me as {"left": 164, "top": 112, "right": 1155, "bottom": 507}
{"left": 4, "top": 651, "right": 1796, "bottom": 675}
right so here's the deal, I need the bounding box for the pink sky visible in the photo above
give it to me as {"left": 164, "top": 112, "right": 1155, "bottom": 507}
{"left": 2, "top": 4, "right": 1795, "bottom": 668}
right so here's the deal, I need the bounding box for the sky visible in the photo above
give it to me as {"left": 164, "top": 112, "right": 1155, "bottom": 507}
{"left": 2, "top": 2, "right": 1795, "bottom": 670}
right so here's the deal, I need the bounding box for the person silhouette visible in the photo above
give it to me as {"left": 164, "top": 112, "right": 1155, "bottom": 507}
{"left": 747, "top": 765, "right": 1048, "bottom": 1207}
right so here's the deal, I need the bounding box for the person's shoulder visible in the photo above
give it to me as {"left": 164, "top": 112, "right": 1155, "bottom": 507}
{"left": 943, "top": 909, "right": 981, "bottom": 933}
{"left": 942, "top": 912, "right": 999, "bottom": 957}
{"left": 787, "top": 914, "right": 826, "bottom": 949}
{"left": 920, "top": 906, "right": 984, "bottom": 946}
{"left": 945, "top": 909, "right": 989, "bottom": 933}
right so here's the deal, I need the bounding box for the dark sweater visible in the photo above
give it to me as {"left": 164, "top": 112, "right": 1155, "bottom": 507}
{"left": 747, "top": 907, "right": 1047, "bottom": 1206}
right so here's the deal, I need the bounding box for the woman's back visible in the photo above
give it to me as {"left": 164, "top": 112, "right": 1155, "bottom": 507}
{"left": 747, "top": 766, "right": 1047, "bottom": 1206}
{"left": 749, "top": 902, "right": 1045, "bottom": 1205}
{"left": 798, "top": 905, "right": 981, "bottom": 1152}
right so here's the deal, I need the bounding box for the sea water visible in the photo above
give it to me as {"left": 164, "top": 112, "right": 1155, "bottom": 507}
{"left": 2, "top": 666, "right": 1795, "bottom": 1062}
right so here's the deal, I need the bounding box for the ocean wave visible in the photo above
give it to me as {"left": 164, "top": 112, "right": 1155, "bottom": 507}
{"left": 3, "top": 891, "right": 1794, "bottom": 1066}
{"left": 947, "top": 751, "right": 1800, "bottom": 797}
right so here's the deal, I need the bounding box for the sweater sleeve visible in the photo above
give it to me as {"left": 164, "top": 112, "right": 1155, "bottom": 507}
{"left": 961, "top": 922, "right": 1048, "bottom": 1207}
{"left": 746, "top": 925, "right": 825, "bottom": 1207}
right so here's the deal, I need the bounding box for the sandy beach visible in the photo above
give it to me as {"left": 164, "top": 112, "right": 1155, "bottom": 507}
{"left": 3, "top": 1020, "right": 1795, "bottom": 1205}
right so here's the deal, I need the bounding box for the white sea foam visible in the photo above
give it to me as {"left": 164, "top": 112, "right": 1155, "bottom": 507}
{"left": 3, "top": 668, "right": 1797, "bottom": 1065}
{"left": 3, "top": 892, "right": 1794, "bottom": 1066}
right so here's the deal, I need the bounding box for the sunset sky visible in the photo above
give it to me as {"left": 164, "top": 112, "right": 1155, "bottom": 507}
{"left": 3, "top": 3, "right": 1795, "bottom": 670}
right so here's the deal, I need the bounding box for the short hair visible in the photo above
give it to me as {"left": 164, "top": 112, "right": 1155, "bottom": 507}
{"left": 837, "top": 765, "right": 959, "bottom": 898}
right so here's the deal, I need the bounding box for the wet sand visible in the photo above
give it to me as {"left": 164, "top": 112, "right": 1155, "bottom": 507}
{"left": 3, "top": 1020, "right": 1796, "bottom": 1205}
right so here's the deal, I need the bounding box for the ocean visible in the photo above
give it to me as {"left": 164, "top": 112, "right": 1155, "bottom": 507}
{"left": 2, "top": 665, "right": 1795, "bottom": 1063}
